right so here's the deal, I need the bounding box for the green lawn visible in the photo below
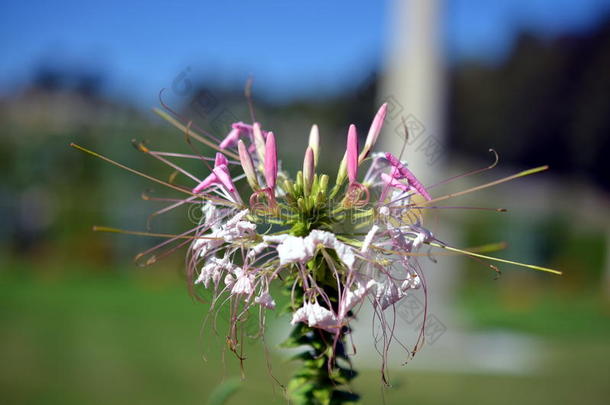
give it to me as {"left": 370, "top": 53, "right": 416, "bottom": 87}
{"left": 1, "top": 266, "right": 609, "bottom": 405}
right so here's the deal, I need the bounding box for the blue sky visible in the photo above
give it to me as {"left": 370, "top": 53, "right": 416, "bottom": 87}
{"left": 1, "top": 0, "right": 609, "bottom": 104}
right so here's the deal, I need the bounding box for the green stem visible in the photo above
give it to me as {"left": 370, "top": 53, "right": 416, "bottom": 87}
{"left": 283, "top": 324, "right": 359, "bottom": 405}
{"left": 281, "top": 256, "right": 360, "bottom": 405}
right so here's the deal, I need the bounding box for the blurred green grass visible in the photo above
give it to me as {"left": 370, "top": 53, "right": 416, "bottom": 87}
{"left": 1, "top": 263, "right": 609, "bottom": 405}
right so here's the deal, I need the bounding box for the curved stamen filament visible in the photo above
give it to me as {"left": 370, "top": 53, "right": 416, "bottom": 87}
{"left": 343, "top": 183, "right": 370, "bottom": 208}
{"left": 249, "top": 188, "right": 279, "bottom": 216}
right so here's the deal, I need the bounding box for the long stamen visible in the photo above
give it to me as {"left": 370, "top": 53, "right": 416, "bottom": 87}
{"left": 408, "top": 205, "right": 508, "bottom": 212}
{"left": 70, "top": 143, "right": 239, "bottom": 207}
{"left": 426, "top": 148, "right": 499, "bottom": 191}
{"left": 380, "top": 240, "right": 561, "bottom": 275}
{"left": 158, "top": 88, "right": 223, "bottom": 144}
{"left": 153, "top": 108, "right": 240, "bottom": 160}
{"left": 133, "top": 140, "right": 202, "bottom": 183}
{"left": 401, "top": 166, "right": 550, "bottom": 208}
{"left": 427, "top": 241, "right": 562, "bottom": 275}
{"left": 92, "top": 225, "right": 222, "bottom": 240}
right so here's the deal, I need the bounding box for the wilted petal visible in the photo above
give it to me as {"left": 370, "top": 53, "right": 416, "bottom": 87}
{"left": 291, "top": 302, "right": 339, "bottom": 332}
{"left": 340, "top": 280, "right": 376, "bottom": 318}
{"left": 374, "top": 280, "right": 405, "bottom": 310}
{"left": 247, "top": 242, "right": 268, "bottom": 260}
{"left": 401, "top": 272, "right": 421, "bottom": 291}
{"left": 231, "top": 268, "right": 254, "bottom": 295}
{"left": 224, "top": 274, "right": 235, "bottom": 289}
{"left": 254, "top": 292, "right": 276, "bottom": 309}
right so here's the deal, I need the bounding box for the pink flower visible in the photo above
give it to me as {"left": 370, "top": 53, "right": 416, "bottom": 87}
{"left": 219, "top": 122, "right": 261, "bottom": 150}
{"left": 384, "top": 153, "right": 432, "bottom": 200}
{"left": 192, "top": 152, "right": 236, "bottom": 194}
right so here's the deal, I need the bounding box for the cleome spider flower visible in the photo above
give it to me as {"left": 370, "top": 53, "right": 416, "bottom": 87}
{"left": 71, "top": 100, "right": 561, "bottom": 405}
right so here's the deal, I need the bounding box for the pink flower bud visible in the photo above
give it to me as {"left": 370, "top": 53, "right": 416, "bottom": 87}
{"left": 303, "top": 146, "right": 314, "bottom": 194}
{"left": 359, "top": 103, "right": 387, "bottom": 163}
{"left": 238, "top": 140, "right": 259, "bottom": 190}
{"left": 308, "top": 124, "right": 319, "bottom": 166}
{"left": 253, "top": 122, "right": 266, "bottom": 163}
{"left": 264, "top": 132, "right": 278, "bottom": 189}
{"left": 346, "top": 124, "right": 358, "bottom": 184}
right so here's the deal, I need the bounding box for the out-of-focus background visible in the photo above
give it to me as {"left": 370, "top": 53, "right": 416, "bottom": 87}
{"left": 1, "top": 1, "right": 609, "bottom": 404}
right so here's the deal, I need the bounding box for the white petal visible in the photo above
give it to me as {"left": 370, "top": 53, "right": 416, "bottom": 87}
{"left": 247, "top": 242, "right": 268, "bottom": 260}
{"left": 307, "top": 230, "right": 356, "bottom": 270}
{"left": 231, "top": 276, "right": 253, "bottom": 295}
{"left": 290, "top": 302, "right": 340, "bottom": 332}
{"left": 254, "top": 292, "right": 276, "bottom": 309}
{"left": 379, "top": 206, "right": 390, "bottom": 217}
{"left": 401, "top": 272, "right": 421, "bottom": 291}
{"left": 341, "top": 280, "right": 376, "bottom": 318}
{"left": 290, "top": 304, "right": 309, "bottom": 325}
{"left": 275, "top": 236, "right": 316, "bottom": 265}
{"left": 224, "top": 274, "right": 235, "bottom": 288}
{"left": 374, "top": 280, "right": 405, "bottom": 310}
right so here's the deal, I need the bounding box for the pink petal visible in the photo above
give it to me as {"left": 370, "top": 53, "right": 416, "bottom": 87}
{"left": 385, "top": 153, "right": 432, "bottom": 201}
{"left": 193, "top": 172, "right": 218, "bottom": 194}
{"left": 381, "top": 172, "right": 410, "bottom": 192}
{"left": 213, "top": 164, "right": 236, "bottom": 192}
{"left": 219, "top": 127, "right": 241, "bottom": 149}
{"left": 214, "top": 152, "right": 229, "bottom": 167}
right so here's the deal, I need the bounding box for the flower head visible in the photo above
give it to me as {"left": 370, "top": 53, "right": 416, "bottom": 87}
{"left": 77, "top": 98, "right": 560, "bottom": 390}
